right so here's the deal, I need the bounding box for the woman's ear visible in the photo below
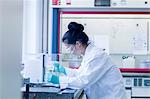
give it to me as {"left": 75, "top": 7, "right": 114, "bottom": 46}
{"left": 75, "top": 41, "right": 82, "bottom": 48}
{"left": 76, "top": 41, "right": 81, "bottom": 46}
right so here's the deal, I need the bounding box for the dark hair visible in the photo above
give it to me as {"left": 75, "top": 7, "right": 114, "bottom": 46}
{"left": 62, "top": 22, "right": 89, "bottom": 45}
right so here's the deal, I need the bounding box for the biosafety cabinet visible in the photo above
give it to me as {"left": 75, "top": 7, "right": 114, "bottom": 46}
{"left": 50, "top": 0, "right": 150, "bottom": 99}
{"left": 51, "top": 5, "right": 150, "bottom": 68}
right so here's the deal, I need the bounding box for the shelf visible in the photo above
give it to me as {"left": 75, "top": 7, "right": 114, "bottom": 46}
{"left": 51, "top": 5, "right": 101, "bottom": 8}
{"left": 51, "top": 5, "right": 150, "bottom": 9}
{"left": 120, "top": 68, "right": 150, "bottom": 73}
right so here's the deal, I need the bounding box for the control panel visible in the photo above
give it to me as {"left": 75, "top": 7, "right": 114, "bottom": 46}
{"left": 124, "top": 77, "right": 150, "bottom": 87}
{"left": 123, "top": 73, "right": 150, "bottom": 98}
{"left": 133, "top": 78, "right": 150, "bottom": 87}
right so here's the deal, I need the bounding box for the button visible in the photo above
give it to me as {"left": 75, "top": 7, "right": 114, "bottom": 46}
{"left": 138, "top": 78, "right": 142, "bottom": 86}
{"left": 134, "top": 78, "right": 138, "bottom": 86}
{"left": 144, "top": 80, "right": 150, "bottom": 86}
{"left": 145, "top": 1, "right": 148, "bottom": 4}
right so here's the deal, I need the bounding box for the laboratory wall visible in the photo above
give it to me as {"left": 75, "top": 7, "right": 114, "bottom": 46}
{"left": 0, "top": 0, "right": 23, "bottom": 99}
{"left": 59, "top": 12, "right": 150, "bottom": 68}
{"left": 60, "top": 14, "right": 149, "bottom": 53}
{"left": 22, "top": 0, "right": 43, "bottom": 61}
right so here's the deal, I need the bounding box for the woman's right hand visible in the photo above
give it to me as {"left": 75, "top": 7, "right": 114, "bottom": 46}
{"left": 53, "top": 62, "right": 67, "bottom": 75}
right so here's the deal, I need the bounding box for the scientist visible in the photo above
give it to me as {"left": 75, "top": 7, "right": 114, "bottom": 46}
{"left": 48, "top": 22, "right": 127, "bottom": 99}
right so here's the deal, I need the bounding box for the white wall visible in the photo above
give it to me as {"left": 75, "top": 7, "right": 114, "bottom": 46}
{"left": 60, "top": 14, "right": 150, "bottom": 54}
{"left": 0, "top": 0, "right": 23, "bottom": 99}
{"left": 22, "top": 0, "right": 46, "bottom": 83}
{"left": 22, "top": 0, "right": 43, "bottom": 60}
{"left": 48, "top": 7, "right": 52, "bottom": 54}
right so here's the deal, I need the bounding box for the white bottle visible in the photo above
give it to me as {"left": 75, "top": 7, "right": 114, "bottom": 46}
{"left": 122, "top": 56, "right": 135, "bottom": 68}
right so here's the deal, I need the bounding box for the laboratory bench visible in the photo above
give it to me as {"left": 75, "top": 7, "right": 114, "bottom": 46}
{"left": 21, "top": 84, "right": 83, "bottom": 99}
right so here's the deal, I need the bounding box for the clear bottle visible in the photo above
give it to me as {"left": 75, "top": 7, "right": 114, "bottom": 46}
{"left": 44, "top": 62, "right": 54, "bottom": 83}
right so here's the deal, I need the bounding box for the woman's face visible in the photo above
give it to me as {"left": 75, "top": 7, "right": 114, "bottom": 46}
{"left": 64, "top": 43, "right": 75, "bottom": 54}
{"left": 63, "top": 41, "right": 83, "bottom": 55}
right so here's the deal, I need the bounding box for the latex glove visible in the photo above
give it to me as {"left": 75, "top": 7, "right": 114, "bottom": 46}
{"left": 47, "top": 72, "right": 59, "bottom": 84}
{"left": 53, "top": 62, "right": 67, "bottom": 75}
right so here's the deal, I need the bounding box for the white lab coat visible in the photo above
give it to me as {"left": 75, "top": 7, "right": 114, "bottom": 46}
{"left": 60, "top": 43, "right": 127, "bottom": 99}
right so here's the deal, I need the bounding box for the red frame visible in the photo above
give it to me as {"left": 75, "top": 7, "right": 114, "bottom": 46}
{"left": 61, "top": 11, "right": 150, "bottom": 14}
{"left": 120, "top": 68, "right": 150, "bottom": 73}
{"left": 58, "top": 11, "right": 150, "bottom": 73}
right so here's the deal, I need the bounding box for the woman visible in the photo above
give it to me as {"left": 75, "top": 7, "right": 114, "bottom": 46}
{"left": 48, "top": 22, "right": 127, "bottom": 99}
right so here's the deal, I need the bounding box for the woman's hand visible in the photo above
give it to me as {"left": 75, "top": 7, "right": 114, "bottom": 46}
{"left": 47, "top": 72, "right": 59, "bottom": 84}
{"left": 53, "top": 62, "right": 67, "bottom": 75}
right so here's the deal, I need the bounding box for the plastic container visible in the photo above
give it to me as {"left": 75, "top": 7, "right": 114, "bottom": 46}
{"left": 139, "top": 60, "right": 150, "bottom": 68}
{"left": 122, "top": 56, "right": 135, "bottom": 68}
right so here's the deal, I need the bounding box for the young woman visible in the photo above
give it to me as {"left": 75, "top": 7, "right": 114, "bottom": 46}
{"left": 48, "top": 22, "right": 127, "bottom": 99}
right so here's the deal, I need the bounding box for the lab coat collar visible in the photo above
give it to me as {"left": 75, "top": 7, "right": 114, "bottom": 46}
{"left": 83, "top": 42, "right": 95, "bottom": 61}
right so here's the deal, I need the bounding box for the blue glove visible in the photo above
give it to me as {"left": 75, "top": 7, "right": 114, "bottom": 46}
{"left": 53, "top": 62, "right": 67, "bottom": 75}
{"left": 47, "top": 72, "right": 59, "bottom": 84}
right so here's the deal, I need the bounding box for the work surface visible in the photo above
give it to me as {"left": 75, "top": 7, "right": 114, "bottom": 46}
{"left": 21, "top": 85, "right": 83, "bottom": 99}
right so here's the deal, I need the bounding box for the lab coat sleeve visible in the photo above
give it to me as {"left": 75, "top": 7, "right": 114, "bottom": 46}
{"left": 60, "top": 54, "right": 112, "bottom": 89}
{"left": 65, "top": 67, "right": 79, "bottom": 77}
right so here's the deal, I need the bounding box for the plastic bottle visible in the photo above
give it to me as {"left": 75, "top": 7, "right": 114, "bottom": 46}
{"left": 122, "top": 56, "right": 135, "bottom": 68}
